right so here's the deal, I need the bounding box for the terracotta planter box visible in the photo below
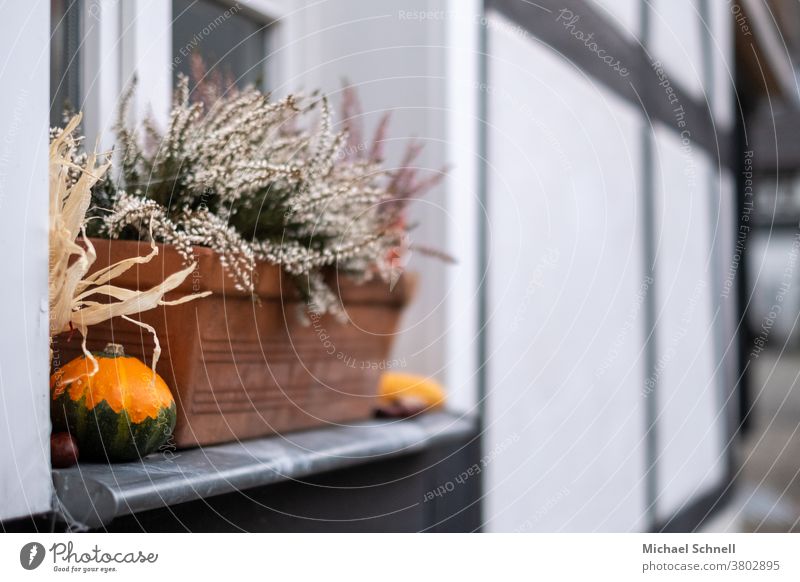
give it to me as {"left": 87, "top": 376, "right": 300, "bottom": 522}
{"left": 53, "top": 238, "right": 414, "bottom": 448}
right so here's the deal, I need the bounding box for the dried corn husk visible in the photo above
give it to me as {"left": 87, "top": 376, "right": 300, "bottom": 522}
{"left": 49, "top": 114, "right": 210, "bottom": 378}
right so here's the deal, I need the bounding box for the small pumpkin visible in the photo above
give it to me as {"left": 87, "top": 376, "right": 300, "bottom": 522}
{"left": 50, "top": 343, "right": 176, "bottom": 462}
{"left": 378, "top": 373, "right": 446, "bottom": 410}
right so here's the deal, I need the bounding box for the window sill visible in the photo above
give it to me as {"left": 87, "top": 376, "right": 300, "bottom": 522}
{"left": 52, "top": 411, "right": 476, "bottom": 529}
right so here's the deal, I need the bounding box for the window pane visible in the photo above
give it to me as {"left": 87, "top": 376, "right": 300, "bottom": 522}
{"left": 50, "top": 0, "right": 82, "bottom": 127}
{"left": 172, "top": 0, "right": 267, "bottom": 92}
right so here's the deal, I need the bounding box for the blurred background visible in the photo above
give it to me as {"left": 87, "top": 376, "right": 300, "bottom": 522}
{"left": 4, "top": 0, "right": 800, "bottom": 532}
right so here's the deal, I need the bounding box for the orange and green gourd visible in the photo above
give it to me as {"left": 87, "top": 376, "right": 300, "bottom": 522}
{"left": 379, "top": 372, "right": 446, "bottom": 409}
{"left": 50, "top": 343, "right": 176, "bottom": 462}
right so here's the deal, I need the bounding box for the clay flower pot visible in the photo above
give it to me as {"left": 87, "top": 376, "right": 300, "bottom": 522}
{"left": 54, "top": 238, "right": 415, "bottom": 448}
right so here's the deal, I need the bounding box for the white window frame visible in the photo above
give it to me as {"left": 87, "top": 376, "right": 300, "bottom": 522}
{"left": 80, "top": 0, "right": 291, "bottom": 147}
{"left": 0, "top": 1, "right": 52, "bottom": 522}
{"left": 445, "top": 0, "right": 482, "bottom": 413}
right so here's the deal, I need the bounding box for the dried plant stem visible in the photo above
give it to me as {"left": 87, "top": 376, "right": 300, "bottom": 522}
{"left": 50, "top": 114, "right": 210, "bottom": 381}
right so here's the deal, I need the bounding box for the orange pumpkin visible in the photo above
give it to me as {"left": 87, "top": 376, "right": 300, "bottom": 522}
{"left": 50, "top": 343, "right": 176, "bottom": 462}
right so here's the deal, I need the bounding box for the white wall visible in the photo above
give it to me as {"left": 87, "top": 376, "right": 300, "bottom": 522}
{"left": 0, "top": 1, "right": 53, "bottom": 521}
{"left": 650, "top": 0, "right": 704, "bottom": 99}
{"left": 647, "top": 0, "right": 736, "bottom": 521}
{"left": 444, "top": 0, "right": 482, "bottom": 413}
{"left": 651, "top": 128, "right": 727, "bottom": 520}
{"left": 483, "top": 11, "right": 648, "bottom": 532}
{"left": 482, "top": 0, "right": 737, "bottom": 530}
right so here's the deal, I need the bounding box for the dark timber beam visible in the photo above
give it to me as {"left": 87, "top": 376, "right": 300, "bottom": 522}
{"left": 486, "top": 0, "right": 735, "bottom": 171}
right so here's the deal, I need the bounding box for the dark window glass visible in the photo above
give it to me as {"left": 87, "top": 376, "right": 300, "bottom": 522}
{"left": 172, "top": 0, "right": 268, "bottom": 92}
{"left": 50, "top": 0, "right": 83, "bottom": 127}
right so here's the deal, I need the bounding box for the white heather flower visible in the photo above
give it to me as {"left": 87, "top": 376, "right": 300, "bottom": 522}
{"left": 98, "top": 75, "right": 405, "bottom": 317}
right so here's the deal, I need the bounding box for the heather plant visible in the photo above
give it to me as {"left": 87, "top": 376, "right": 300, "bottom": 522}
{"left": 50, "top": 114, "right": 207, "bottom": 373}
{"left": 338, "top": 83, "right": 453, "bottom": 278}
{"left": 96, "top": 75, "right": 402, "bottom": 317}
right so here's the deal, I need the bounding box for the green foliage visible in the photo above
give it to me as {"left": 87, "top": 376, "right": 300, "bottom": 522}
{"left": 94, "top": 76, "right": 404, "bottom": 317}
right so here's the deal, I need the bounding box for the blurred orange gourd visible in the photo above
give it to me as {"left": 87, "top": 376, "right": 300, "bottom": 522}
{"left": 379, "top": 372, "right": 446, "bottom": 409}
